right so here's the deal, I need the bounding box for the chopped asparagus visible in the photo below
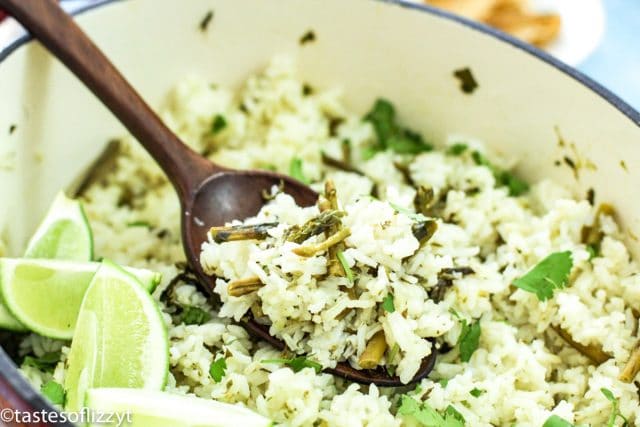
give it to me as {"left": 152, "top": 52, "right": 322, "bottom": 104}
{"left": 228, "top": 276, "right": 264, "bottom": 297}
{"left": 552, "top": 325, "right": 610, "bottom": 364}
{"left": 210, "top": 223, "right": 278, "bottom": 243}
{"left": 293, "top": 228, "right": 351, "bottom": 257}
{"left": 359, "top": 331, "right": 387, "bottom": 369}
{"left": 619, "top": 342, "right": 640, "bottom": 383}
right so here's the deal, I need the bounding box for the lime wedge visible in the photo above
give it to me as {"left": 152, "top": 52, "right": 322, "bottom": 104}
{"left": 0, "top": 258, "right": 161, "bottom": 339}
{"left": 85, "top": 388, "right": 272, "bottom": 427}
{"left": 65, "top": 260, "right": 168, "bottom": 412}
{"left": 0, "top": 302, "right": 26, "bottom": 332}
{"left": 24, "top": 192, "right": 93, "bottom": 261}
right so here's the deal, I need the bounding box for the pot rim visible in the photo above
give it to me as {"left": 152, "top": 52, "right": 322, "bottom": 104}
{"left": 0, "top": 0, "right": 638, "bottom": 421}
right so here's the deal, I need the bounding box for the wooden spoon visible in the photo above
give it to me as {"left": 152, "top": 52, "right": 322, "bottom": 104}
{"left": 0, "top": 0, "right": 436, "bottom": 386}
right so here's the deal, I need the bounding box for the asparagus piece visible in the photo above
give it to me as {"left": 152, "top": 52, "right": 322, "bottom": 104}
{"left": 293, "top": 228, "right": 351, "bottom": 257}
{"left": 359, "top": 331, "right": 387, "bottom": 369}
{"left": 619, "top": 342, "right": 640, "bottom": 383}
{"left": 228, "top": 276, "right": 264, "bottom": 297}
{"left": 552, "top": 325, "right": 610, "bottom": 364}
{"left": 210, "top": 223, "right": 278, "bottom": 243}
{"left": 284, "top": 210, "right": 345, "bottom": 244}
{"left": 412, "top": 220, "right": 438, "bottom": 247}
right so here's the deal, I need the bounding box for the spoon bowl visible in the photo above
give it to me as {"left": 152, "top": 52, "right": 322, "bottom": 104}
{"left": 182, "top": 170, "right": 319, "bottom": 294}
{"left": 0, "top": 0, "right": 436, "bottom": 387}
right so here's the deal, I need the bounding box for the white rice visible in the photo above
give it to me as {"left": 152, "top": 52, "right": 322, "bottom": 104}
{"left": 13, "top": 56, "right": 640, "bottom": 426}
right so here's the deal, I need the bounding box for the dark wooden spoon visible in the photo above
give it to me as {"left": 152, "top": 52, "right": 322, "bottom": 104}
{"left": 0, "top": 0, "right": 436, "bottom": 387}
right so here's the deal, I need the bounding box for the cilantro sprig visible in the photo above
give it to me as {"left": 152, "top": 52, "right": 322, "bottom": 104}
{"left": 363, "top": 99, "right": 432, "bottom": 159}
{"left": 601, "top": 388, "right": 629, "bottom": 427}
{"left": 512, "top": 251, "right": 573, "bottom": 301}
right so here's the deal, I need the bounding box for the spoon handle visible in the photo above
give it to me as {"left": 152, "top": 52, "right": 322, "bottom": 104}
{"left": 0, "top": 0, "right": 221, "bottom": 198}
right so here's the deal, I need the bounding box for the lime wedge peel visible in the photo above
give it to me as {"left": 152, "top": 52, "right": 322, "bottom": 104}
{"left": 24, "top": 192, "right": 94, "bottom": 261}
{"left": 0, "top": 258, "right": 161, "bottom": 339}
{"left": 85, "top": 388, "right": 273, "bottom": 427}
{"left": 65, "top": 260, "right": 168, "bottom": 412}
{"left": 0, "top": 301, "right": 26, "bottom": 331}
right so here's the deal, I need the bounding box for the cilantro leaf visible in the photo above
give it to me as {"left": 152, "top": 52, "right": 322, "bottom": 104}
{"left": 41, "top": 381, "right": 66, "bottom": 406}
{"left": 469, "top": 388, "right": 485, "bottom": 397}
{"left": 211, "top": 114, "right": 227, "bottom": 134}
{"left": 262, "top": 356, "right": 322, "bottom": 373}
{"left": 22, "top": 352, "right": 61, "bottom": 372}
{"left": 457, "top": 319, "right": 481, "bottom": 362}
{"left": 601, "top": 388, "right": 629, "bottom": 427}
{"left": 382, "top": 294, "right": 395, "bottom": 313}
{"left": 443, "top": 405, "right": 465, "bottom": 427}
{"left": 289, "top": 157, "right": 310, "bottom": 184}
{"left": 447, "top": 143, "right": 468, "bottom": 156}
{"left": 398, "top": 395, "right": 445, "bottom": 425}
{"left": 512, "top": 251, "right": 573, "bottom": 301}
{"left": 336, "top": 250, "right": 354, "bottom": 284}
{"left": 180, "top": 306, "right": 211, "bottom": 325}
{"left": 542, "top": 415, "right": 575, "bottom": 427}
{"left": 471, "top": 150, "right": 529, "bottom": 196}
{"left": 398, "top": 396, "right": 465, "bottom": 427}
{"left": 209, "top": 356, "right": 227, "bottom": 383}
{"left": 363, "top": 99, "right": 432, "bottom": 157}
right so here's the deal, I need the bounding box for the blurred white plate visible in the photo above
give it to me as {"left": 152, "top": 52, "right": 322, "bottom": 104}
{"left": 532, "top": 0, "right": 605, "bottom": 65}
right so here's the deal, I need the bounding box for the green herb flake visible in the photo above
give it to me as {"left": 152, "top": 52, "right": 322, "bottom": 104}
{"left": 382, "top": 294, "right": 395, "bottom": 313}
{"left": 457, "top": 319, "right": 481, "bottom": 362}
{"left": 9, "top": 124, "right": 17, "bottom": 135}
{"left": 469, "top": 388, "right": 485, "bottom": 397}
{"left": 471, "top": 150, "right": 529, "bottom": 196}
{"left": 209, "top": 356, "right": 227, "bottom": 383}
{"left": 180, "top": 306, "right": 211, "bottom": 325}
{"left": 447, "top": 143, "right": 468, "bottom": 156}
{"left": 41, "top": 381, "right": 66, "bottom": 406}
{"left": 22, "top": 352, "right": 61, "bottom": 372}
{"left": 512, "top": 251, "right": 573, "bottom": 302}
{"left": 299, "top": 30, "right": 316, "bottom": 45}
{"left": 336, "top": 250, "right": 354, "bottom": 283}
{"left": 587, "top": 244, "right": 598, "bottom": 260}
{"left": 453, "top": 67, "right": 478, "bottom": 94}
{"left": 443, "top": 405, "right": 465, "bottom": 426}
{"left": 363, "top": 99, "right": 432, "bottom": 157}
{"left": 438, "top": 378, "right": 449, "bottom": 388}
{"left": 262, "top": 356, "right": 322, "bottom": 373}
{"left": 542, "top": 415, "right": 575, "bottom": 427}
{"left": 389, "top": 202, "right": 429, "bottom": 222}
{"left": 211, "top": 114, "right": 227, "bottom": 134}
{"left": 601, "top": 388, "right": 629, "bottom": 427}
{"left": 127, "top": 220, "right": 152, "bottom": 229}
{"left": 289, "top": 157, "right": 310, "bottom": 184}
{"left": 199, "top": 10, "right": 214, "bottom": 32}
